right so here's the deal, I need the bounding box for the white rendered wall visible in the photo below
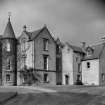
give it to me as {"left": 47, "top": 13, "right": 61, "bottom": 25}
{"left": 62, "top": 45, "right": 73, "bottom": 85}
{"left": 82, "top": 59, "right": 99, "bottom": 85}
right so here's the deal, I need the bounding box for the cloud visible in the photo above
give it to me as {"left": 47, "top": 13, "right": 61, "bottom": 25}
{"left": 0, "top": 0, "right": 105, "bottom": 45}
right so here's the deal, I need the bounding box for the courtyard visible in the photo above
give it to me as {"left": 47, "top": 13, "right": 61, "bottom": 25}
{"left": 0, "top": 85, "right": 105, "bottom": 105}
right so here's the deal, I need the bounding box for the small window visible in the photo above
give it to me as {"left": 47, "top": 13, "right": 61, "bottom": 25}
{"left": 44, "top": 74, "right": 48, "bottom": 82}
{"left": 43, "top": 38, "right": 48, "bottom": 51}
{"left": 6, "top": 74, "right": 10, "bottom": 81}
{"left": 87, "top": 62, "right": 90, "bottom": 68}
{"left": 102, "top": 73, "right": 105, "bottom": 81}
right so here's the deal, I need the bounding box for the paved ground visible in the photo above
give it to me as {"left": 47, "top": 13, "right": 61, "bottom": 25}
{"left": 1, "top": 85, "right": 105, "bottom": 95}
{"left": 0, "top": 86, "right": 56, "bottom": 94}
{"left": 41, "top": 85, "right": 105, "bottom": 95}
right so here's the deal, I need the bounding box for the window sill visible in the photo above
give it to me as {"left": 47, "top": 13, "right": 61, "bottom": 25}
{"left": 43, "top": 50, "right": 48, "bottom": 52}
{"left": 44, "top": 81, "right": 49, "bottom": 83}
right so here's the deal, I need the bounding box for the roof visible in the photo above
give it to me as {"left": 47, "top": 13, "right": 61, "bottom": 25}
{"left": 3, "top": 18, "right": 15, "bottom": 38}
{"left": 56, "top": 38, "right": 64, "bottom": 47}
{"left": 82, "top": 44, "right": 104, "bottom": 61}
{"left": 0, "top": 35, "right": 2, "bottom": 39}
{"left": 29, "top": 28, "right": 42, "bottom": 40}
{"left": 20, "top": 26, "right": 55, "bottom": 42}
{"left": 66, "top": 42, "right": 83, "bottom": 53}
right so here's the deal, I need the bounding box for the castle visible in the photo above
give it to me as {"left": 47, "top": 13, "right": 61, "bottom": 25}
{"left": 0, "top": 17, "right": 61, "bottom": 86}
{"left": 0, "top": 16, "right": 105, "bottom": 86}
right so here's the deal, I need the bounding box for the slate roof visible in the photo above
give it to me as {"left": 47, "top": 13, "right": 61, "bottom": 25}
{"left": 29, "top": 28, "right": 42, "bottom": 40}
{"left": 21, "top": 26, "right": 55, "bottom": 42}
{"left": 3, "top": 18, "right": 15, "bottom": 38}
{"left": 66, "top": 42, "right": 83, "bottom": 53}
{"left": 82, "top": 44, "right": 104, "bottom": 61}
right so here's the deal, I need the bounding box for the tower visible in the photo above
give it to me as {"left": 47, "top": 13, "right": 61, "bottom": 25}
{"left": 1, "top": 16, "right": 17, "bottom": 86}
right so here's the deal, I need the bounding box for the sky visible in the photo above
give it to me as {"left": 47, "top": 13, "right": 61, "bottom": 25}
{"left": 0, "top": 0, "right": 105, "bottom": 46}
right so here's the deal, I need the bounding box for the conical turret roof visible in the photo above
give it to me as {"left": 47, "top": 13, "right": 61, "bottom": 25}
{"left": 3, "top": 17, "right": 15, "bottom": 38}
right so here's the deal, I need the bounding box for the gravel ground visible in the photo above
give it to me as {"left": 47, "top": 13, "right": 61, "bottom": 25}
{"left": 0, "top": 86, "right": 105, "bottom": 105}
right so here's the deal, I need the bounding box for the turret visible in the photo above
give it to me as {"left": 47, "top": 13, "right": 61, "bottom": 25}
{"left": 1, "top": 16, "right": 17, "bottom": 86}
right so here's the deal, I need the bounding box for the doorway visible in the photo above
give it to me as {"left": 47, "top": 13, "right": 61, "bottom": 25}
{"left": 65, "top": 75, "right": 69, "bottom": 85}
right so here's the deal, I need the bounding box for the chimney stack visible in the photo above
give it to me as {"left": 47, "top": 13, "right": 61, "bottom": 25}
{"left": 81, "top": 42, "right": 86, "bottom": 52}
{"left": 101, "top": 37, "right": 105, "bottom": 44}
{"left": 23, "top": 25, "right": 27, "bottom": 32}
{"left": 81, "top": 42, "right": 86, "bottom": 48}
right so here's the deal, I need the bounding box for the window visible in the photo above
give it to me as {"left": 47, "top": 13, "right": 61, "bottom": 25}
{"left": 43, "top": 38, "right": 48, "bottom": 51}
{"left": 65, "top": 75, "right": 69, "bottom": 85}
{"left": 78, "top": 63, "right": 81, "bottom": 72}
{"left": 44, "top": 74, "right": 48, "bottom": 82}
{"left": 43, "top": 55, "right": 48, "bottom": 70}
{"left": 21, "top": 38, "right": 29, "bottom": 52}
{"left": 87, "top": 62, "right": 90, "bottom": 68}
{"left": 76, "top": 57, "right": 78, "bottom": 62}
{"left": 21, "top": 40, "right": 25, "bottom": 52}
{"left": 77, "top": 75, "right": 81, "bottom": 81}
{"left": 6, "top": 74, "right": 10, "bottom": 81}
{"left": 56, "top": 45, "right": 60, "bottom": 54}
{"left": 7, "top": 59, "right": 10, "bottom": 70}
{"left": 7, "top": 42, "right": 10, "bottom": 51}
{"left": 56, "top": 58, "right": 60, "bottom": 70}
{"left": 102, "top": 73, "right": 105, "bottom": 81}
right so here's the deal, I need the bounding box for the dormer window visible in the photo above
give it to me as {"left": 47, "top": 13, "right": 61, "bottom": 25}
{"left": 86, "top": 47, "right": 94, "bottom": 57}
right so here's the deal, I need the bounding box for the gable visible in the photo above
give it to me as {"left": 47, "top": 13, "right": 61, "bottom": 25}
{"left": 34, "top": 27, "right": 56, "bottom": 44}
{"left": 62, "top": 44, "right": 73, "bottom": 54}
{"left": 82, "top": 44, "right": 103, "bottom": 61}
{"left": 66, "top": 42, "right": 83, "bottom": 53}
{"left": 18, "top": 31, "right": 30, "bottom": 44}
{"left": 100, "top": 45, "right": 105, "bottom": 59}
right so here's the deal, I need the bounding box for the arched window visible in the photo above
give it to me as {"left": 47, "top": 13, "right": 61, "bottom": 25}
{"left": 21, "top": 38, "right": 29, "bottom": 52}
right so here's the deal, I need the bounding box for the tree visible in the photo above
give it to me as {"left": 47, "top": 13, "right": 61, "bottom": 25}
{"left": 20, "top": 66, "right": 41, "bottom": 85}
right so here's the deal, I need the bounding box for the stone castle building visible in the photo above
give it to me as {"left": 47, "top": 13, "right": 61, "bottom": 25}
{"left": 0, "top": 17, "right": 62, "bottom": 86}
{"left": 1, "top": 17, "right": 17, "bottom": 86}
{"left": 1, "top": 16, "right": 104, "bottom": 86}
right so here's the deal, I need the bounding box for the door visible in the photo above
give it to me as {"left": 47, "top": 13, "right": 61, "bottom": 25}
{"left": 65, "top": 75, "right": 69, "bottom": 85}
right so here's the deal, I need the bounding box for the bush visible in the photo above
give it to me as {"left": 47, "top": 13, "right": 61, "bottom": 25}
{"left": 20, "top": 66, "right": 41, "bottom": 85}
{"left": 75, "top": 80, "right": 83, "bottom": 85}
